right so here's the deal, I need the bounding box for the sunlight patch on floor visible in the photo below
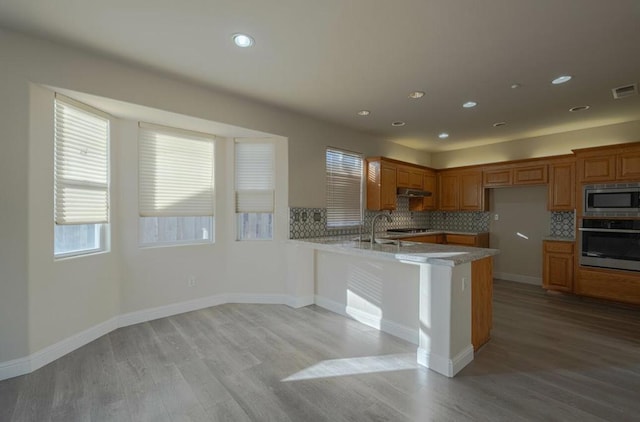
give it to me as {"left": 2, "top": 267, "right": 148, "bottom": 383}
{"left": 281, "top": 353, "right": 419, "bottom": 382}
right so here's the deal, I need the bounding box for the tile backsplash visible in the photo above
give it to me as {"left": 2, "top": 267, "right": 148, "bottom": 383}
{"left": 289, "top": 204, "right": 574, "bottom": 240}
{"left": 549, "top": 211, "right": 575, "bottom": 238}
{"left": 289, "top": 197, "right": 490, "bottom": 239}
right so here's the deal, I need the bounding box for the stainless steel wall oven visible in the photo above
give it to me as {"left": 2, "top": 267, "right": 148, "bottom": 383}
{"left": 579, "top": 219, "right": 640, "bottom": 272}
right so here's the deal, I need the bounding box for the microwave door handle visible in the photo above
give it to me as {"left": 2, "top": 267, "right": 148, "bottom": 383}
{"left": 578, "top": 228, "right": 640, "bottom": 234}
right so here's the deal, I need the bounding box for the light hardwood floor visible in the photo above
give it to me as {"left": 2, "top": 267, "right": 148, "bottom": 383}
{"left": 2, "top": 279, "right": 640, "bottom": 422}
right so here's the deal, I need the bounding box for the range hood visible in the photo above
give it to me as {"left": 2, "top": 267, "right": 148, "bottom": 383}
{"left": 396, "top": 187, "right": 432, "bottom": 197}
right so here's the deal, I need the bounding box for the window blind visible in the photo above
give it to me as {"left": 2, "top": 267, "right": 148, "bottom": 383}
{"left": 235, "top": 141, "right": 275, "bottom": 212}
{"left": 139, "top": 123, "right": 215, "bottom": 217}
{"left": 326, "top": 148, "right": 363, "bottom": 228}
{"left": 54, "top": 96, "right": 110, "bottom": 225}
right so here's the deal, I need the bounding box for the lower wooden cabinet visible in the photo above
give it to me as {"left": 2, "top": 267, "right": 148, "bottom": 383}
{"left": 542, "top": 241, "right": 574, "bottom": 292}
{"left": 445, "top": 233, "right": 489, "bottom": 248}
{"left": 471, "top": 257, "right": 493, "bottom": 350}
{"left": 403, "top": 234, "right": 445, "bottom": 244}
{"left": 575, "top": 267, "right": 640, "bottom": 305}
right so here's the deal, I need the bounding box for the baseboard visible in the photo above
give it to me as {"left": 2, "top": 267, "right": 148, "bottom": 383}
{"left": 0, "top": 316, "right": 118, "bottom": 381}
{"left": 0, "top": 292, "right": 311, "bottom": 381}
{"left": 315, "top": 295, "right": 418, "bottom": 345}
{"left": 494, "top": 271, "right": 541, "bottom": 286}
{"left": 416, "top": 344, "right": 474, "bottom": 377}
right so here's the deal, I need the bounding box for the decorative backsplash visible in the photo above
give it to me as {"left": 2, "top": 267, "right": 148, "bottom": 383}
{"left": 289, "top": 197, "right": 429, "bottom": 239}
{"left": 549, "top": 211, "right": 576, "bottom": 238}
{"left": 429, "top": 211, "right": 490, "bottom": 233}
{"left": 289, "top": 198, "right": 491, "bottom": 239}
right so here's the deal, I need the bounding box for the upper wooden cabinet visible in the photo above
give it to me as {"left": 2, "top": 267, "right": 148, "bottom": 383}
{"left": 483, "top": 163, "right": 548, "bottom": 187}
{"left": 575, "top": 143, "right": 640, "bottom": 182}
{"left": 548, "top": 159, "right": 576, "bottom": 211}
{"left": 438, "top": 170, "right": 487, "bottom": 211}
{"left": 513, "top": 164, "right": 548, "bottom": 185}
{"left": 397, "top": 165, "right": 424, "bottom": 189}
{"left": 366, "top": 157, "right": 434, "bottom": 211}
{"left": 366, "top": 158, "right": 397, "bottom": 210}
{"left": 421, "top": 172, "right": 437, "bottom": 210}
{"left": 483, "top": 168, "right": 512, "bottom": 187}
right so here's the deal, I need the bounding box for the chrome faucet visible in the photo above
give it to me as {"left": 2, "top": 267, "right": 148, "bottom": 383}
{"left": 371, "top": 212, "right": 392, "bottom": 245}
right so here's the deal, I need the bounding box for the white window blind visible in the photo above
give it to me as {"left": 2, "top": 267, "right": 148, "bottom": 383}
{"left": 139, "top": 123, "right": 215, "bottom": 217}
{"left": 326, "top": 148, "right": 363, "bottom": 228}
{"left": 54, "top": 95, "right": 110, "bottom": 225}
{"left": 235, "top": 141, "right": 275, "bottom": 212}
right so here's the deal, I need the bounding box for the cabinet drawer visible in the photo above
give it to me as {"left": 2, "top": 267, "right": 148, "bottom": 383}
{"left": 544, "top": 241, "right": 574, "bottom": 254}
{"left": 576, "top": 268, "right": 640, "bottom": 305}
{"left": 446, "top": 234, "right": 477, "bottom": 246}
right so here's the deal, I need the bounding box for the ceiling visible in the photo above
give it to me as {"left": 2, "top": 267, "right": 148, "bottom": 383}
{"left": 1, "top": 0, "right": 639, "bottom": 152}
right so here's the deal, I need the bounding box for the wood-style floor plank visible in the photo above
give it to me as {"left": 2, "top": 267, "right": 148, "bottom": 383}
{"left": 2, "top": 279, "right": 640, "bottom": 421}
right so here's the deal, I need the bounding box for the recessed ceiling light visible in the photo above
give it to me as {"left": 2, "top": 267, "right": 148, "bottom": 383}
{"left": 552, "top": 75, "right": 572, "bottom": 85}
{"left": 408, "top": 91, "right": 425, "bottom": 99}
{"left": 438, "top": 132, "right": 449, "bottom": 139}
{"left": 391, "top": 121, "right": 406, "bottom": 127}
{"left": 493, "top": 122, "right": 507, "bottom": 127}
{"left": 357, "top": 110, "right": 370, "bottom": 116}
{"left": 569, "top": 105, "right": 590, "bottom": 112}
{"left": 510, "top": 83, "right": 521, "bottom": 89}
{"left": 232, "top": 33, "right": 255, "bottom": 48}
{"left": 463, "top": 101, "right": 477, "bottom": 108}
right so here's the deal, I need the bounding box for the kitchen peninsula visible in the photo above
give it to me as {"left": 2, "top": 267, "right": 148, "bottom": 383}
{"left": 289, "top": 237, "right": 498, "bottom": 377}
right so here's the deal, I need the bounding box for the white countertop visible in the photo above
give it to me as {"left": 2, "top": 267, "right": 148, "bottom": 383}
{"left": 289, "top": 235, "right": 499, "bottom": 267}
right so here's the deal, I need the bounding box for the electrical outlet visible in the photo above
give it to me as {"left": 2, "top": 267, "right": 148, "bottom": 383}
{"left": 494, "top": 213, "right": 499, "bottom": 221}
{"left": 188, "top": 276, "right": 196, "bottom": 287}
{"left": 461, "top": 277, "right": 467, "bottom": 291}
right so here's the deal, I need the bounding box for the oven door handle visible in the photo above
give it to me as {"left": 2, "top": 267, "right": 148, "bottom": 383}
{"left": 578, "top": 228, "right": 640, "bottom": 234}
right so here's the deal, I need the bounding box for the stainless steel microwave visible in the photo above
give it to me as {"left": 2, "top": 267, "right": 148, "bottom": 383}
{"left": 584, "top": 186, "right": 640, "bottom": 212}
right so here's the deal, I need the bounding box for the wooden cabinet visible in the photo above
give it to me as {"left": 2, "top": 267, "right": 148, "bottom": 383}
{"left": 483, "top": 168, "right": 512, "bottom": 187}
{"left": 445, "top": 233, "right": 489, "bottom": 248}
{"left": 543, "top": 241, "right": 574, "bottom": 292}
{"left": 471, "top": 256, "right": 493, "bottom": 350}
{"left": 575, "top": 267, "right": 640, "bottom": 305}
{"left": 483, "top": 163, "right": 547, "bottom": 187}
{"left": 575, "top": 143, "right": 640, "bottom": 182}
{"left": 438, "top": 170, "right": 487, "bottom": 211}
{"left": 579, "top": 155, "right": 616, "bottom": 182}
{"left": 366, "top": 158, "right": 397, "bottom": 210}
{"left": 548, "top": 159, "right": 576, "bottom": 211}
{"left": 397, "top": 165, "right": 424, "bottom": 189}
{"left": 513, "top": 164, "right": 548, "bottom": 185}
{"left": 421, "top": 172, "right": 437, "bottom": 210}
{"left": 617, "top": 151, "right": 640, "bottom": 180}
{"left": 403, "top": 234, "right": 445, "bottom": 244}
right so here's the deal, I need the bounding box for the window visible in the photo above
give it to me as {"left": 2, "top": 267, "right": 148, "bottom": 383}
{"left": 54, "top": 95, "right": 110, "bottom": 258}
{"left": 235, "top": 140, "right": 275, "bottom": 240}
{"left": 138, "top": 123, "right": 215, "bottom": 246}
{"left": 326, "top": 148, "right": 363, "bottom": 228}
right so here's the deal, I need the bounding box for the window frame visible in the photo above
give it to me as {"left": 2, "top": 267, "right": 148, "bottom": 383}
{"left": 234, "top": 139, "right": 276, "bottom": 241}
{"left": 137, "top": 122, "right": 216, "bottom": 247}
{"left": 325, "top": 147, "right": 364, "bottom": 229}
{"left": 53, "top": 94, "right": 110, "bottom": 259}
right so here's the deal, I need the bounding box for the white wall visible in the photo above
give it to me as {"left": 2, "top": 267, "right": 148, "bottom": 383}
{"left": 489, "top": 186, "right": 550, "bottom": 285}
{"left": 0, "top": 28, "right": 429, "bottom": 368}
{"left": 430, "top": 120, "right": 640, "bottom": 169}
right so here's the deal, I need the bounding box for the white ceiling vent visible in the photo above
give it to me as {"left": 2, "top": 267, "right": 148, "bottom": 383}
{"left": 612, "top": 83, "right": 638, "bottom": 99}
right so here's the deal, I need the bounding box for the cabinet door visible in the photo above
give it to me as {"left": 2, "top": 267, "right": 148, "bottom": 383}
{"left": 408, "top": 168, "right": 424, "bottom": 189}
{"left": 422, "top": 173, "right": 437, "bottom": 210}
{"left": 460, "top": 172, "right": 485, "bottom": 210}
{"left": 548, "top": 162, "right": 575, "bottom": 211}
{"left": 542, "top": 241, "right": 574, "bottom": 292}
{"left": 580, "top": 156, "right": 616, "bottom": 182}
{"left": 380, "top": 164, "right": 397, "bottom": 210}
{"left": 483, "top": 168, "right": 512, "bottom": 187}
{"left": 396, "top": 166, "right": 410, "bottom": 188}
{"left": 617, "top": 152, "right": 640, "bottom": 180}
{"left": 438, "top": 173, "right": 459, "bottom": 210}
{"left": 513, "top": 165, "right": 548, "bottom": 185}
